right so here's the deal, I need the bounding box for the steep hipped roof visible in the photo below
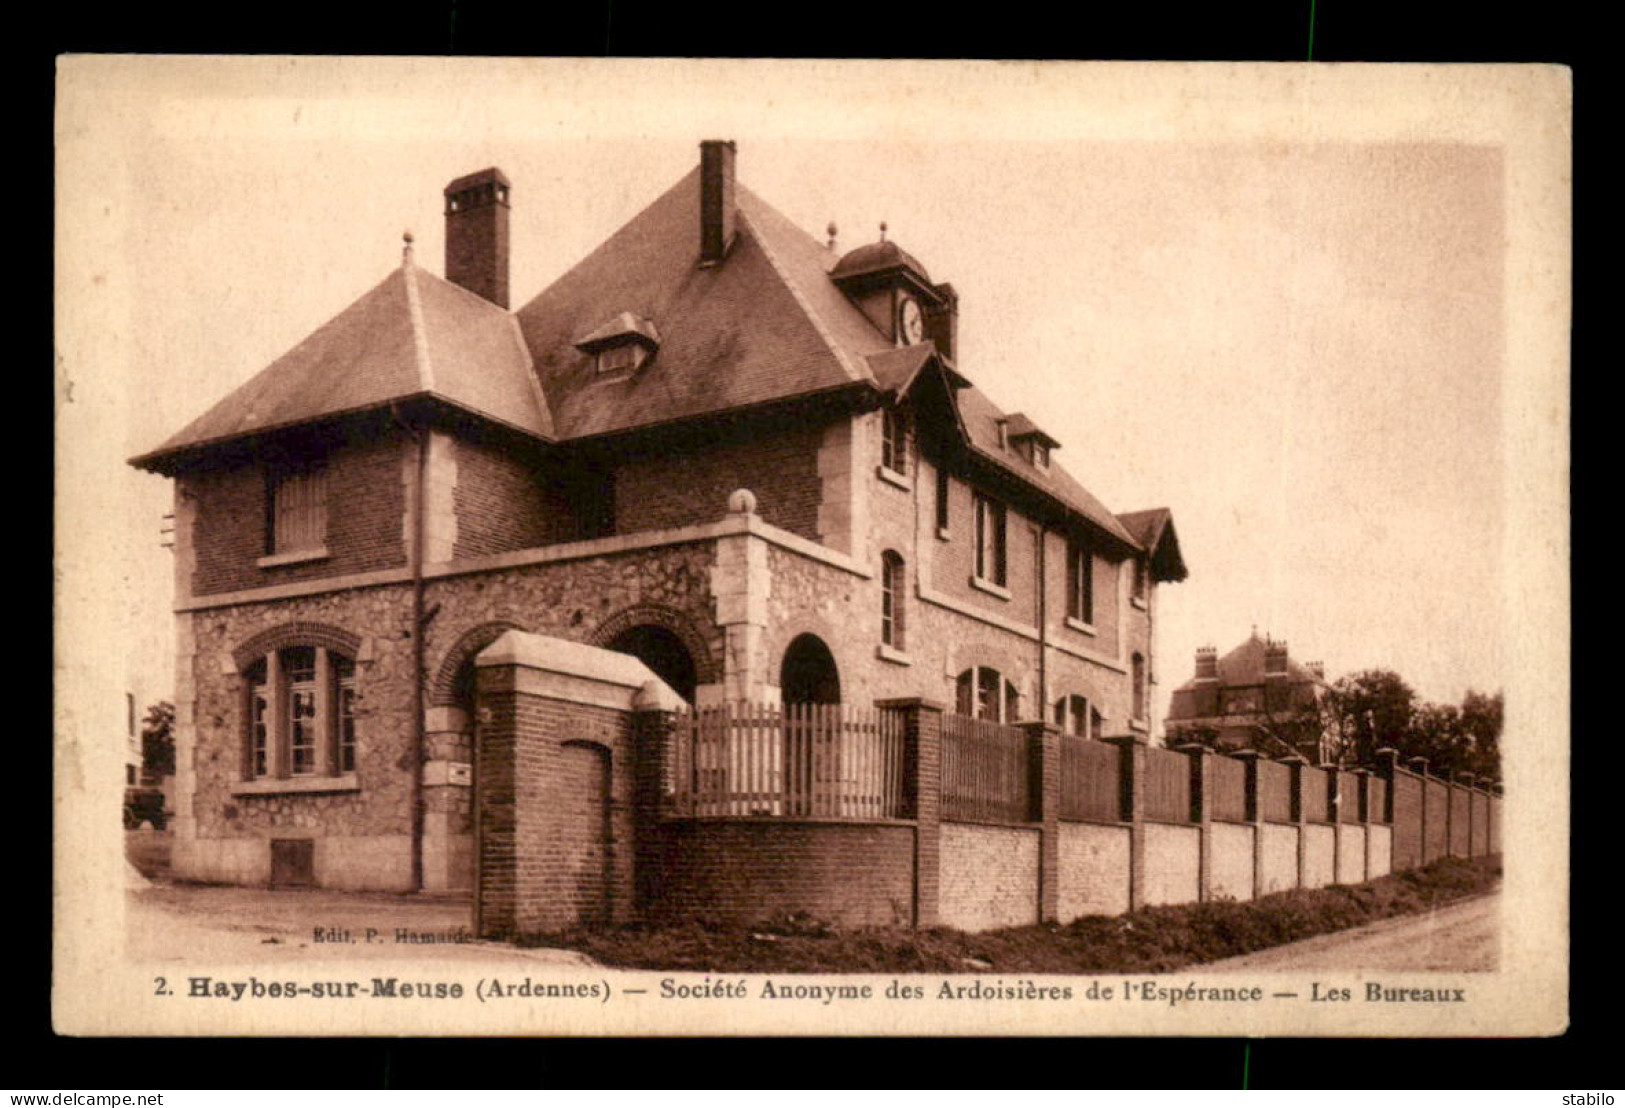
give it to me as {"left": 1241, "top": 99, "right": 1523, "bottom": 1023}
{"left": 514, "top": 171, "right": 887, "bottom": 441}
{"left": 1173, "top": 632, "right": 1324, "bottom": 694}
{"left": 132, "top": 261, "right": 552, "bottom": 469}
{"left": 955, "top": 386, "right": 1139, "bottom": 548}
{"left": 135, "top": 150, "right": 1179, "bottom": 567}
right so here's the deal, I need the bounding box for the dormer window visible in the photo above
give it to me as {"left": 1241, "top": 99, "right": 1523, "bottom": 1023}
{"left": 1004, "top": 413, "right": 1059, "bottom": 472}
{"left": 596, "top": 344, "right": 644, "bottom": 375}
{"left": 574, "top": 311, "right": 660, "bottom": 378}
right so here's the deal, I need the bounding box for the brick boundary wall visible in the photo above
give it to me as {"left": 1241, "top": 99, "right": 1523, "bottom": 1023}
{"left": 471, "top": 635, "right": 1502, "bottom": 936}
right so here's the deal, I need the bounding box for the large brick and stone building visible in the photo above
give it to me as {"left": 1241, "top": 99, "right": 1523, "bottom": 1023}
{"left": 131, "top": 141, "right": 1194, "bottom": 932}
{"left": 1164, "top": 631, "right": 1331, "bottom": 763}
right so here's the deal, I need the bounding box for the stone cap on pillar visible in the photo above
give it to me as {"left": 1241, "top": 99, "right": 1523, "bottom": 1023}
{"left": 1279, "top": 754, "right": 1309, "bottom": 766}
{"left": 875, "top": 697, "right": 946, "bottom": 712}
{"left": 1100, "top": 732, "right": 1148, "bottom": 747}
{"left": 476, "top": 629, "right": 685, "bottom": 712}
{"left": 1230, "top": 748, "right": 1263, "bottom": 761}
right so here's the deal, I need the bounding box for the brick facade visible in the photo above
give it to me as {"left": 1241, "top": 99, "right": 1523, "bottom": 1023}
{"left": 187, "top": 431, "right": 408, "bottom": 597}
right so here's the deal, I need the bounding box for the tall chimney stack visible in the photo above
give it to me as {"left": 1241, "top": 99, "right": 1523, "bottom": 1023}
{"left": 699, "top": 140, "right": 737, "bottom": 265}
{"left": 443, "top": 167, "right": 511, "bottom": 308}
{"left": 1194, "top": 646, "right": 1218, "bottom": 681}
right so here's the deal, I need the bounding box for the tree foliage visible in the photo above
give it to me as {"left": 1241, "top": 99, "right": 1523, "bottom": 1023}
{"left": 1321, "top": 672, "right": 1501, "bottom": 779}
{"left": 140, "top": 700, "right": 176, "bottom": 781}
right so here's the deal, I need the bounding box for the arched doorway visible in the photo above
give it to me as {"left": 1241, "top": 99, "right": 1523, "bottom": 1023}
{"left": 780, "top": 633, "right": 840, "bottom": 705}
{"left": 606, "top": 624, "right": 698, "bottom": 705}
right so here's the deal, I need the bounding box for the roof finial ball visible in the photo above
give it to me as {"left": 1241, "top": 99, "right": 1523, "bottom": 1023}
{"left": 402, "top": 229, "right": 415, "bottom": 264}
{"left": 826, "top": 221, "right": 838, "bottom": 251}
{"left": 728, "top": 488, "right": 758, "bottom": 516}
{"left": 879, "top": 220, "right": 888, "bottom": 243}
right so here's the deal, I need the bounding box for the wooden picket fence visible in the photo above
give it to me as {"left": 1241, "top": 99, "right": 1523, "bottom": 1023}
{"left": 941, "top": 714, "right": 1032, "bottom": 823}
{"left": 664, "top": 702, "right": 908, "bottom": 819}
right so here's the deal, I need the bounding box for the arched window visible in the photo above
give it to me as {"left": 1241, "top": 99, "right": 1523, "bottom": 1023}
{"left": 244, "top": 645, "right": 357, "bottom": 781}
{"left": 955, "top": 666, "right": 1022, "bottom": 723}
{"left": 1053, "top": 693, "right": 1102, "bottom": 739}
{"left": 1132, "top": 652, "right": 1147, "bottom": 722}
{"left": 880, "top": 551, "right": 906, "bottom": 649}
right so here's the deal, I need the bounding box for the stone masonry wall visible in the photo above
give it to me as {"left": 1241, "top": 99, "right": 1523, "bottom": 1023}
{"left": 180, "top": 540, "right": 721, "bottom": 892}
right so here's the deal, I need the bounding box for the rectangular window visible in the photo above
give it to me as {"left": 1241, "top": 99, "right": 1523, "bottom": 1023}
{"left": 270, "top": 464, "right": 328, "bottom": 554}
{"left": 336, "top": 657, "right": 357, "bottom": 773}
{"left": 973, "top": 492, "right": 1007, "bottom": 586}
{"left": 285, "top": 647, "right": 318, "bottom": 776}
{"left": 1067, "top": 540, "right": 1093, "bottom": 624}
{"left": 250, "top": 675, "right": 269, "bottom": 778}
{"left": 935, "top": 466, "right": 950, "bottom": 531}
{"left": 881, "top": 408, "right": 908, "bottom": 475}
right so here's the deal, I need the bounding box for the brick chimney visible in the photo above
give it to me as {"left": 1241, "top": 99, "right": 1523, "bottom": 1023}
{"left": 699, "top": 140, "right": 737, "bottom": 265}
{"left": 1264, "top": 639, "right": 1289, "bottom": 678}
{"left": 1194, "top": 646, "right": 1218, "bottom": 681}
{"left": 925, "top": 281, "right": 959, "bottom": 362}
{"left": 444, "top": 167, "right": 511, "bottom": 308}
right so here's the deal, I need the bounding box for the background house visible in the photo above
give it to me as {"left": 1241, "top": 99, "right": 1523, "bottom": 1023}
{"left": 1164, "top": 630, "right": 1331, "bottom": 762}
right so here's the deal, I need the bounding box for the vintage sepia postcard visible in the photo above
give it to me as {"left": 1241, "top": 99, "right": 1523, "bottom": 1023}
{"left": 53, "top": 57, "right": 1570, "bottom": 1037}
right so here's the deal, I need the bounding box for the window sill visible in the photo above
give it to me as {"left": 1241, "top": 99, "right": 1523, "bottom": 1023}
{"left": 257, "top": 547, "right": 330, "bottom": 569}
{"left": 1064, "top": 616, "right": 1097, "bottom": 636}
{"left": 1131, "top": 596, "right": 1148, "bottom": 610}
{"left": 232, "top": 774, "right": 359, "bottom": 796}
{"left": 935, "top": 526, "right": 951, "bottom": 542}
{"left": 876, "top": 643, "right": 913, "bottom": 666}
{"left": 969, "top": 575, "right": 1012, "bottom": 601}
{"left": 1129, "top": 718, "right": 1149, "bottom": 733}
{"left": 875, "top": 465, "right": 912, "bottom": 491}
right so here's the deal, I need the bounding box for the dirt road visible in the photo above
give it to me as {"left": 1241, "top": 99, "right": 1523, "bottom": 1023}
{"left": 1194, "top": 892, "right": 1499, "bottom": 973}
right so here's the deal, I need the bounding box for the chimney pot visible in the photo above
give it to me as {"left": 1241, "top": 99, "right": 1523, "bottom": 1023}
{"left": 443, "top": 167, "right": 511, "bottom": 308}
{"left": 699, "top": 140, "right": 738, "bottom": 265}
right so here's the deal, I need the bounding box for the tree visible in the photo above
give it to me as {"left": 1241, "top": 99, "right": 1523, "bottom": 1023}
{"left": 1323, "top": 669, "right": 1418, "bottom": 767}
{"left": 1457, "top": 689, "right": 1503, "bottom": 781}
{"left": 140, "top": 700, "right": 175, "bottom": 783}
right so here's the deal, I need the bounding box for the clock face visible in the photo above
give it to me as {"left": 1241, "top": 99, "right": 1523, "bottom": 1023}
{"left": 897, "top": 296, "right": 925, "bottom": 345}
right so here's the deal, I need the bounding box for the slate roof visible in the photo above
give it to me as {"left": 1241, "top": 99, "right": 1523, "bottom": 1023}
{"left": 132, "top": 261, "right": 551, "bottom": 468}
{"left": 829, "top": 239, "right": 933, "bottom": 285}
{"left": 1172, "top": 632, "right": 1324, "bottom": 694}
{"left": 1117, "top": 507, "right": 1189, "bottom": 582}
{"left": 134, "top": 152, "right": 1177, "bottom": 565}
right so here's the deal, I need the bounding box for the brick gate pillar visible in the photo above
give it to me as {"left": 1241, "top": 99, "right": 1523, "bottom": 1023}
{"left": 472, "top": 631, "right": 682, "bottom": 940}
{"left": 1023, "top": 720, "right": 1062, "bottom": 923}
{"left": 879, "top": 697, "right": 943, "bottom": 928}
{"left": 1176, "top": 743, "right": 1213, "bottom": 902}
{"left": 1104, "top": 734, "right": 1148, "bottom": 911}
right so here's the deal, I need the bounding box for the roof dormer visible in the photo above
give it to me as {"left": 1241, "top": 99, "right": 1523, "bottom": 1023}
{"left": 574, "top": 311, "right": 661, "bottom": 377}
{"left": 830, "top": 234, "right": 957, "bottom": 359}
{"left": 1003, "top": 412, "right": 1060, "bottom": 470}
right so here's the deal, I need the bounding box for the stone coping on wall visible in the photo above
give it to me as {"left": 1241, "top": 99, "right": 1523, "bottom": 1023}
{"left": 940, "top": 816, "right": 1043, "bottom": 831}
{"left": 475, "top": 629, "right": 685, "bottom": 712}
{"left": 658, "top": 815, "right": 920, "bottom": 828}
{"left": 230, "top": 774, "right": 361, "bottom": 797}
{"left": 178, "top": 512, "right": 870, "bottom": 612}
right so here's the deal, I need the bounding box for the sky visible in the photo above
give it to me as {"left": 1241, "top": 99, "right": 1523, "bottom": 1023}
{"left": 56, "top": 59, "right": 1567, "bottom": 742}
